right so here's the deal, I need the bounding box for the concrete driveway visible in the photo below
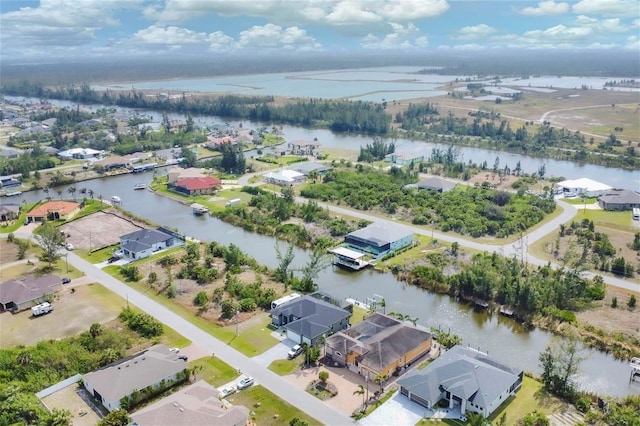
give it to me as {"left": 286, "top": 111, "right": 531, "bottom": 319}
{"left": 358, "top": 392, "right": 426, "bottom": 426}
{"left": 252, "top": 338, "right": 298, "bottom": 367}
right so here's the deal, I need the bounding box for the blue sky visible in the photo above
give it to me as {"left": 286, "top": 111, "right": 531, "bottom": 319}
{"left": 1, "top": 0, "right": 638, "bottom": 60}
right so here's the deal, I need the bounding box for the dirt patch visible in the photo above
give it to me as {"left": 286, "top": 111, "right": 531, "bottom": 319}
{"left": 59, "top": 210, "right": 144, "bottom": 251}
{"left": 0, "top": 283, "right": 124, "bottom": 348}
{"left": 41, "top": 384, "right": 103, "bottom": 426}
{"left": 467, "top": 172, "right": 522, "bottom": 191}
{"left": 0, "top": 239, "right": 20, "bottom": 264}
{"left": 576, "top": 286, "right": 640, "bottom": 338}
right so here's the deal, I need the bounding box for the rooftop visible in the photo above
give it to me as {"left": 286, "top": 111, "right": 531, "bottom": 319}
{"left": 174, "top": 176, "right": 221, "bottom": 191}
{"left": 28, "top": 201, "right": 80, "bottom": 218}
{"left": 557, "top": 177, "right": 612, "bottom": 192}
{"left": 131, "top": 380, "right": 249, "bottom": 426}
{"left": 0, "top": 274, "right": 61, "bottom": 306}
{"left": 599, "top": 189, "right": 640, "bottom": 204}
{"left": 346, "top": 222, "right": 413, "bottom": 247}
{"left": 83, "top": 345, "right": 187, "bottom": 404}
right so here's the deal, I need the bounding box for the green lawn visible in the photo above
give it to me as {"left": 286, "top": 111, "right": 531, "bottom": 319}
{"left": 228, "top": 385, "right": 321, "bottom": 426}
{"left": 581, "top": 209, "right": 633, "bottom": 229}
{"left": 268, "top": 359, "right": 300, "bottom": 375}
{"left": 350, "top": 306, "right": 369, "bottom": 326}
{"left": 354, "top": 389, "right": 397, "bottom": 420}
{"left": 562, "top": 197, "right": 597, "bottom": 205}
{"left": 189, "top": 356, "right": 240, "bottom": 387}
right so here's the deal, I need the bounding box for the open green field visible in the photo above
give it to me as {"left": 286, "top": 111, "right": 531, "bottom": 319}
{"left": 268, "top": 358, "right": 300, "bottom": 376}
{"left": 188, "top": 356, "right": 240, "bottom": 387}
{"left": 228, "top": 385, "right": 321, "bottom": 426}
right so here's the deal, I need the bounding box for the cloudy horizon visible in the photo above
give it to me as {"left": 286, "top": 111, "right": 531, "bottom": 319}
{"left": 0, "top": 0, "right": 638, "bottom": 61}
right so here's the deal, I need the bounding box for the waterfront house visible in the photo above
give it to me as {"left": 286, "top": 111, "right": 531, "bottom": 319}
{"left": 397, "top": 345, "right": 523, "bottom": 418}
{"left": 130, "top": 380, "right": 250, "bottom": 426}
{"left": 26, "top": 201, "right": 81, "bottom": 223}
{"left": 57, "top": 147, "right": 103, "bottom": 160}
{"left": 556, "top": 178, "right": 612, "bottom": 198}
{"left": 170, "top": 176, "right": 221, "bottom": 196}
{"left": 119, "top": 228, "right": 182, "bottom": 260}
{"left": 598, "top": 189, "right": 640, "bottom": 211}
{"left": 166, "top": 167, "right": 207, "bottom": 184}
{"left": 0, "top": 203, "right": 19, "bottom": 222}
{"left": 263, "top": 170, "right": 305, "bottom": 186}
{"left": 344, "top": 222, "right": 414, "bottom": 259}
{"left": 326, "top": 313, "right": 432, "bottom": 379}
{"left": 0, "top": 274, "right": 61, "bottom": 312}
{"left": 271, "top": 295, "right": 352, "bottom": 345}
{"left": 385, "top": 152, "right": 424, "bottom": 166}
{"left": 83, "top": 344, "right": 188, "bottom": 412}
{"left": 288, "top": 140, "right": 321, "bottom": 156}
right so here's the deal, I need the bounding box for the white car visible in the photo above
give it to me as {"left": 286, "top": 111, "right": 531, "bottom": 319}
{"left": 287, "top": 344, "right": 303, "bottom": 359}
{"left": 65, "top": 243, "right": 74, "bottom": 251}
{"left": 219, "top": 385, "right": 236, "bottom": 399}
{"left": 237, "top": 377, "right": 254, "bottom": 390}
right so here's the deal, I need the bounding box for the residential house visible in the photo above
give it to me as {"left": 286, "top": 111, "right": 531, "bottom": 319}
{"left": 0, "top": 147, "right": 23, "bottom": 159}
{"left": 0, "top": 203, "right": 20, "bottom": 221}
{"left": 57, "top": 148, "right": 103, "bottom": 160}
{"left": 288, "top": 140, "right": 321, "bottom": 156}
{"left": 78, "top": 118, "right": 102, "bottom": 128}
{"left": 27, "top": 201, "right": 81, "bottom": 223}
{"left": 205, "top": 135, "right": 237, "bottom": 151}
{"left": 405, "top": 177, "right": 456, "bottom": 193}
{"left": 385, "top": 153, "right": 424, "bottom": 166}
{"left": 94, "top": 156, "right": 130, "bottom": 171}
{"left": 344, "top": 222, "right": 414, "bottom": 259}
{"left": 119, "top": 228, "right": 183, "bottom": 260}
{"left": 170, "top": 176, "right": 221, "bottom": 196}
{"left": 598, "top": 189, "right": 640, "bottom": 211}
{"left": 83, "top": 344, "right": 189, "bottom": 412}
{"left": 397, "top": 345, "right": 523, "bottom": 418}
{"left": 263, "top": 170, "right": 305, "bottom": 186}
{"left": 14, "top": 125, "right": 50, "bottom": 137}
{"left": 326, "top": 313, "right": 432, "bottom": 379}
{"left": 270, "top": 295, "right": 352, "bottom": 345}
{"left": 40, "top": 118, "right": 57, "bottom": 128}
{"left": 166, "top": 167, "right": 207, "bottom": 185}
{"left": 0, "top": 274, "right": 61, "bottom": 312}
{"left": 130, "top": 380, "right": 250, "bottom": 426}
{"left": 556, "top": 178, "right": 612, "bottom": 197}
{"left": 0, "top": 175, "right": 22, "bottom": 188}
{"left": 289, "top": 162, "right": 332, "bottom": 177}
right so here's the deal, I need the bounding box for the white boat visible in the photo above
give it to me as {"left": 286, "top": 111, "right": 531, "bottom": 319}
{"left": 133, "top": 183, "right": 147, "bottom": 190}
{"left": 111, "top": 195, "right": 122, "bottom": 203}
{"left": 190, "top": 203, "right": 209, "bottom": 215}
{"left": 4, "top": 190, "right": 22, "bottom": 197}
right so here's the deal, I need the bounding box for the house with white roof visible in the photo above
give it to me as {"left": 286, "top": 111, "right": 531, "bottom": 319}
{"left": 263, "top": 169, "right": 305, "bottom": 186}
{"left": 57, "top": 147, "right": 103, "bottom": 160}
{"left": 556, "top": 178, "right": 612, "bottom": 197}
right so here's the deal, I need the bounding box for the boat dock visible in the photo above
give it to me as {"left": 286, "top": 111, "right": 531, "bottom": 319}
{"left": 631, "top": 357, "right": 640, "bottom": 382}
{"left": 328, "top": 247, "right": 371, "bottom": 271}
{"left": 190, "top": 203, "right": 209, "bottom": 215}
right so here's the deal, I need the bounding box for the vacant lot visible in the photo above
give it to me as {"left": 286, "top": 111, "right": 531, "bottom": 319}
{"left": 60, "top": 210, "right": 143, "bottom": 251}
{"left": 0, "top": 282, "right": 124, "bottom": 348}
{"left": 41, "top": 384, "right": 102, "bottom": 426}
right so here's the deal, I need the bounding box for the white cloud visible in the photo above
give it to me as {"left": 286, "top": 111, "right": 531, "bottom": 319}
{"left": 575, "top": 15, "right": 628, "bottom": 32}
{"left": 626, "top": 35, "right": 640, "bottom": 49}
{"left": 361, "top": 22, "right": 427, "bottom": 49}
{"left": 572, "top": 0, "right": 640, "bottom": 17}
{"left": 522, "top": 24, "right": 594, "bottom": 43}
{"left": 451, "top": 24, "right": 498, "bottom": 41}
{"left": 0, "top": 0, "right": 142, "bottom": 47}
{"left": 237, "top": 24, "right": 321, "bottom": 50}
{"left": 130, "top": 25, "right": 211, "bottom": 47}
{"left": 520, "top": 1, "right": 570, "bottom": 16}
{"left": 147, "top": 0, "right": 449, "bottom": 26}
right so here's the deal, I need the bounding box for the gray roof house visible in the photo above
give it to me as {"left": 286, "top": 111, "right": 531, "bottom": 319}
{"left": 119, "top": 228, "right": 182, "bottom": 260}
{"left": 130, "top": 380, "right": 249, "bottom": 426}
{"left": 326, "top": 313, "right": 432, "bottom": 378}
{"left": 83, "top": 344, "right": 188, "bottom": 412}
{"left": 598, "top": 189, "right": 640, "bottom": 211}
{"left": 288, "top": 161, "right": 333, "bottom": 176}
{"left": 412, "top": 177, "right": 457, "bottom": 193}
{"left": 0, "top": 274, "right": 61, "bottom": 312}
{"left": 398, "top": 345, "right": 523, "bottom": 418}
{"left": 0, "top": 203, "right": 20, "bottom": 221}
{"left": 344, "top": 222, "right": 414, "bottom": 259}
{"left": 271, "top": 295, "right": 352, "bottom": 345}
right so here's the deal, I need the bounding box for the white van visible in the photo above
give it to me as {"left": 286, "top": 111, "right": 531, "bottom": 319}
{"left": 633, "top": 208, "right": 640, "bottom": 221}
{"left": 226, "top": 198, "right": 241, "bottom": 207}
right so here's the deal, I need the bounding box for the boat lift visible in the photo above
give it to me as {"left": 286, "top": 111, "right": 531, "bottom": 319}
{"left": 630, "top": 357, "right": 640, "bottom": 383}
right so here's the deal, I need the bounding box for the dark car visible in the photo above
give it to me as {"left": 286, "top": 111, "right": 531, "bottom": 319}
{"left": 178, "top": 355, "right": 188, "bottom": 362}
{"left": 62, "top": 277, "right": 71, "bottom": 284}
{"left": 107, "top": 256, "right": 120, "bottom": 263}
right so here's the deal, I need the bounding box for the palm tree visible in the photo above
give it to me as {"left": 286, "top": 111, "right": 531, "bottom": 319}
{"left": 353, "top": 384, "right": 365, "bottom": 409}
{"left": 16, "top": 350, "right": 32, "bottom": 367}
{"left": 88, "top": 189, "right": 94, "bottom": 199}
{"left": 68, "top": 186, "right": 76, "bottom": 200}
{"left": 379, "top": 298, "right": 386, "bottom": 314}
{"left": 98, "top": 194, "right": 103, "bottom": 206}
{"left": 56, "top": 189, "right": 63, "bottom": 200}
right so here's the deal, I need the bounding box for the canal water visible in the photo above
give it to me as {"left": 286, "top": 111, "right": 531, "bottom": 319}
{"left": 14, "top": 171, "right": 639, "bottom": 398}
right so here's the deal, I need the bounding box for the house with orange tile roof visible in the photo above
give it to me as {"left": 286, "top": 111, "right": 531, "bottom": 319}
{"left": 26, "top": 200, "right": 81, "bottom": 223}
{"left": 170, "top": 176, "right": 221, "bottom": 196}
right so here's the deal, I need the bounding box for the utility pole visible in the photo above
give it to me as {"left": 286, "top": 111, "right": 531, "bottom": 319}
{"left": 235, "top": 309, "right": 240, "bottom": 336}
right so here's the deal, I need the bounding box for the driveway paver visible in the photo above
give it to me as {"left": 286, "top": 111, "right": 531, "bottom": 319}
{"left": 358, "top": 393, "right": 426, "bottom": 426}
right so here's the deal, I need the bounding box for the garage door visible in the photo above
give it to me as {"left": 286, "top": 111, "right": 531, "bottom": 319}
{"left": 302, "top": 335, "right": 311, "bottom": 345}
{"left": 287, "top": 329, "right": 302, "bottom": 344}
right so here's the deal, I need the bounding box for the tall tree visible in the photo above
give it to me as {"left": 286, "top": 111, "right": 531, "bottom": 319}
{"left": 539, "top": 333, "right": 585, "bottom": 399}
{"left": 34, "top": 221, "right": 65, "bottom": 268}
{"left": 274, "top": 242, "right": 295, "bottom": 286}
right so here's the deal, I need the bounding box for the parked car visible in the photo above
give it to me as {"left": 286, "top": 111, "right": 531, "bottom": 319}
{"left": 65, "top": 243, "right": 74, "bottom": 251}
{"left": 61, "top": 277, "right": 71, "bottom": 284}
{"left": 237, "top": 377, "right": 254, "bottom": 390}
{"left": 287, "top": 344, "right": 303, "bottom": 359}
{"left": 169, "top": 347, "right": 180, "bottom": 353}
{"left": 219, "top": 385, "right": 236, "bottom": 399}
{"left": 178, "top": 355, "right": 188, "bottom": 361}
{"left": 107, "top": 256, "right": 120, "bottom": 263}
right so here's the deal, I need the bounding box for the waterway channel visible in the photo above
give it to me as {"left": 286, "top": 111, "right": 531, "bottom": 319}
{"left": 14, "top": 171, "right": 639, "bottom": 398}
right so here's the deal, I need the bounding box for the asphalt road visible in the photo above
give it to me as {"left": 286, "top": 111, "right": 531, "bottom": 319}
{"left": 60, "top": 251, "right": 353, "bottom": 426}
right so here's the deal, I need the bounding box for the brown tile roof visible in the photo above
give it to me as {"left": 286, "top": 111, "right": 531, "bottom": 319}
{"left": 28, "top": 201, "right": 80, "bottom": 218}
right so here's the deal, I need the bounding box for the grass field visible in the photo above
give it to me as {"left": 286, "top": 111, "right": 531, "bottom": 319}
{"left": 227, "top": 385, "right": 321, "bottom": 426}
{"left": 350, "top": 306, "right": 369, "bottom": 326}
{"left": 268, "top": 358, "right": 300, "bottom": 375}
{"left": 189, "top": 356, "right": 240, "bottom": 386}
